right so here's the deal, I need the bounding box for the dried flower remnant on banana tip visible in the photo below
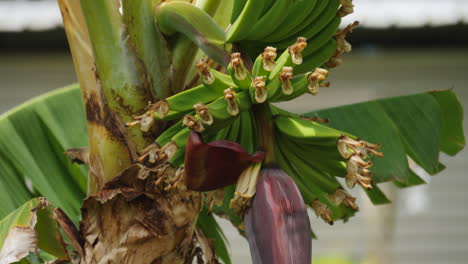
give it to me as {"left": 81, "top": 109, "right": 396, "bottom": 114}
{"left": 224, "top": 88, "right": 239, "bottom": 116}
{"left": 262, "top": 46, "right": 277, "bottom": 71}
{"left": 183, "top": 114, "right": 205, "bottom": 133}
{"left": 336, "top": 21, "right": 359, "bottom": 53}
{"left": 231, "top": 53, "right": 247, "bottom": 80}
{"left": 196, "top": 60, "right": 215, "bottom": 84}
{"left": 311, "top": 200, "right": 334, "bottom": 225}
{"left": 329, "top": 189, "right": 359, "bottom": 210}
{"left": 193, "top": 103, "right": 213, "bottom": 126}
{"left": 253, "top": 76, "right": 267, "bottom": 103}
{"left": 289, "top": 37, "right": 308, "bottom": 65}
{"left": 337, "top": 136, "right": 383, "bottom": 189}
{"left": 338, "top": 0, "right": 355, "bottom": 17}
{"left": 280, "top": 67, "right": 293, "bottom": 95}
{"left": 308, "top": 68, "right": 329, "bottom": 95}
{"left": 205, "top": 188, "right": 225, "bottom": 213}
{"left": 125, "top": 101, "right": 168, "bottom": 131}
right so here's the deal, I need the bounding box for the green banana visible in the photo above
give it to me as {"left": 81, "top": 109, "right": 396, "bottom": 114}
{"left": 231, "top": 0, "right": 248, "bottom": 23}
{"left": 155, "top": 119, "right": 185, "bottom": 147}
{"left": 227, "top": 0, "right": 266, "bottom": 42}
{"left": 213, "top": 123, "right": 232, "bottom": 141}
{"left": 168, "top": 127, "right": 191, "bottom": 166}
{"left": 245, "top": 0, "right": 293, "bottom": 40}
{"left": 268, "top": 67, "right": 330, "bottom": 102}
{"left": 252, "top": 47, "right": 277, "bottom": 77}
{"left": 302, "top": 16, "right": 341, "bottom": 57}
{"left": 227, "top": 53, "right": 253, "bottom": 90}
{"left": 155, "top": 1, "right": 229, "bottom": 65}
{"left": 274, "top": 141, "right": 318, "bottom": 204}
{"left": 280, "top": 134, "right": 347, "bottom": 177}
{"left": 272, "top": 0, "right": 339, "bottom": 50}
{"left": 278, "top": 136, "right": 341, "bottom": 194}
{"left": 276, "top": 137, "right": 346, "bottom": 222}
{"left": 295, "top": 39, "right": 338, "bottom": 74}
{"left": 269, "top": 38, "right": 307, "bottom": 80}
{"left": 155, "top": 84, "right": 226, "bottom": 121}
{"left": 237, "top": 111, "right": 256, "bottom": 153}
{"left": 196, "top": 60, "right": 237, "bottom": 88}
{"left": 190, "top": 90, "right": 252, "bottom": 134}
{"left": 260, "top": 0, "right": 275, "bottom": 15}
{"left": 262, "top": 0, "right": 318, "bottom": 43}
{"left": 273, "top": 113, "right": 348, "bottom": 146}
{"left": 278, "top": 137, "right": 357, "bottom": 221}
{"left": 268, "top": 72, "right": 306, "bottom": 102}
{"left": 226, "top": 114, "right": 242, "bottom": 142}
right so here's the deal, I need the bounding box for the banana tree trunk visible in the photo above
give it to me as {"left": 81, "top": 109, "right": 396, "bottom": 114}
{"left": 58, "top": 1, "right": 202, "bottom": 263}
{"left": 79, "top": 166, "right": 202, "bottom": 263}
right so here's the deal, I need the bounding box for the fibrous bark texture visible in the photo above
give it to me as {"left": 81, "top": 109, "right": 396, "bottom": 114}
{"left": 80, "top": 165, "right": 202, "bottom": 264}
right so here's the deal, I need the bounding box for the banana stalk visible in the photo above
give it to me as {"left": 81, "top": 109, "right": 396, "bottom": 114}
{"left": 58, "top": 0, "right": 134, "bottom": 193}
{"left": 122, "top": 0, "right": 172, "bottom": 100}
{"left": 80, "top": 0, "right": 155, "bottom": 157}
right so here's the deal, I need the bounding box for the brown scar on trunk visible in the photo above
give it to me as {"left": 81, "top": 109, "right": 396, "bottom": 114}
{"left": 85, "top": 89, "right": 139, "bottom": 162}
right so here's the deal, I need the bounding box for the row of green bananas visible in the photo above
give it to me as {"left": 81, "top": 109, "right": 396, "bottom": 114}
{"left": 272, "top": 108, "right": 384, "bottom": 222}
{"left": 147, "top": 38, "right": 327, "bottom": 132}
{"left": 234, "top": 0, "right": 355, "bottom": 75}
{"left": 274, "top": 133, "right": 356, "bottom": 224}
{"left": 154, "top": 91, "right": 252, "bottom": 166}
{"left": 154, "top": 0, "right": 356, "bottom": 75}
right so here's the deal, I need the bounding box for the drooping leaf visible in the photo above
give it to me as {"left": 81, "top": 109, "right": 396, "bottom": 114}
{"left": 429, "top": 91, "right": 465, "bottom": 156}
{"left": 305, "top": 90, "right": 465, "bottom": 187}
{"left": 197, "top": 207, "right": 231, "bottom": 264}
{"left": 0, "top": 198, "right": 68, "bottom": 263}
{"left": 0, "top": 85, "right": 87, "bottom": 221}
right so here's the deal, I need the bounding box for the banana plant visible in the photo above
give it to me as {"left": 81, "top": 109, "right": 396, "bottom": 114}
{"left": 0, "top": 0, "right": 464, "bottom": 263}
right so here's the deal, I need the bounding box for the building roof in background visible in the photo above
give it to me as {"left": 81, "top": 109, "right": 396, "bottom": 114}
{"left": 1, "top": 0, "right": 468, "bottom": 32}
{"left": 343, "top": 0, "right": 468, "bottom": 28}
{"left": 0, "top": 0, "right": 61, "bottom": 32}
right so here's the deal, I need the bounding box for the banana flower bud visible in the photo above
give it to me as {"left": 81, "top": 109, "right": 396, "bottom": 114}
{"left": 245, "top": 168, "right": 312, "bottom": 264}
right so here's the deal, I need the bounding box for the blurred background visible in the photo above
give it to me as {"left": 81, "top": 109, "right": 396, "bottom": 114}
{"left": 1, "top": 0, "right": 467, "bottom": 263}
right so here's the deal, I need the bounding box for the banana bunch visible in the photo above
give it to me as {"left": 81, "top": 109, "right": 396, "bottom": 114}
{"left": 130, "top": 29, "right": 374, "bottom": 219}
{"left": 228, "top": 0, "right": 357, "bottom": 74}
{"left": 272, "top": 108, "right": 383, "bottom": 223}
{"left": 128, "top": 1, "right": 386, "bottom": 262}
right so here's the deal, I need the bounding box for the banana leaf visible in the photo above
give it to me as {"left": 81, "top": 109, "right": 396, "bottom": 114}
{"left": 0, "top": 85, "right": 231, "bottom": 263}
{"left": 304, "top": 90, "right": 465, "bottom": 189}
{"left": 0, "top": 85, "right": 87, "bottom": 221}
{"left": 0, "top": 198, "right": 69, "bottom": 263}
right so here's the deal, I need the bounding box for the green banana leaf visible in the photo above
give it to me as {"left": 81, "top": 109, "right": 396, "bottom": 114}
{"left": 0, "top": 85, "right": 87, "bottom": 221}
{"left": 304, "top": 90, "right": 465, "bottom": 189}
{"left": 197, "top": 207, "right": 231, "bottom": 264}
{"left": 0, "top": 85, "right": 231, "bottom": 263}
{"left": 0, "top": 198, "right": 68, "bottom": 263}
